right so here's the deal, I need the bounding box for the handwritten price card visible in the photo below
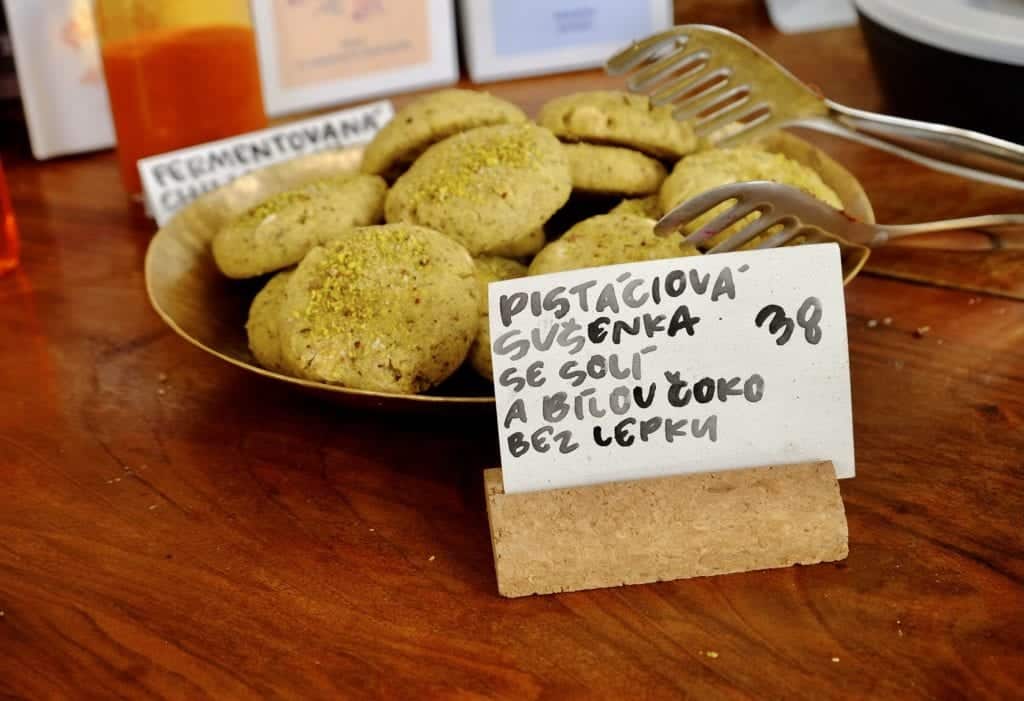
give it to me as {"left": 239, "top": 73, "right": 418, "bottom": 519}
{"left": 489, "top": 244, "right": 855, "bottom": 494}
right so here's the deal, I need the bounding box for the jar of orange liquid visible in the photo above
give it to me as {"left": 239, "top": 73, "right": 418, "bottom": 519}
{"left": 94, "top": 0, "right": 268, "bottom": 195}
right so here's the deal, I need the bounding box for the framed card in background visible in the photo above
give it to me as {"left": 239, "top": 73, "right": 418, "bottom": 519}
{"left": 252, "top": 0, "right": 459, "bottom": 117}
{"left": 3, "top": 0, "right": 115, "bottom": 159}
{"left": 459, "top": 0, "right": 674, "bottom": 83}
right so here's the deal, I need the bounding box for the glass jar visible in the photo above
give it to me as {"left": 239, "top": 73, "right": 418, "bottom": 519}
{"left": 94, "top": 0, "right": 268, "bottom": 194}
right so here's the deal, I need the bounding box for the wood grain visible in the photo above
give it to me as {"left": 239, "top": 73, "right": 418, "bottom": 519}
{"left": 1, "top": 6, "right": 1023, "bottom": 699}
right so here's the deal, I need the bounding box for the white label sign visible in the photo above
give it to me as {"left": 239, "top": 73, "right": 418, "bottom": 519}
{"left": 489, "top": 244, "right": 855, "bottom": 495}
{"left": 138, "top": 100, "right": 394, "bottom": 225}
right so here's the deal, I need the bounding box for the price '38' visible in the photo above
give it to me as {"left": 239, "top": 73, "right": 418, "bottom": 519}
{"left": 755, "top": 297, "right": 824, "bottom": 346}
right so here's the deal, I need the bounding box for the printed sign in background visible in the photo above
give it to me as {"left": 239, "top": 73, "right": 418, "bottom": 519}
{"left": 272, "top": 0, "right": 431, "bottom": 88}
{"left": 489, "top": 244, "right": 855, "bottom": 495}
{"left": 493, "top": 0, "right": 654, "bottom": 56}
{"left": 458, "top": 0, "right": 672, "bottom": 83}
{"left": 138, "top": 100, "right": 393, "bottom": 225}
{"left": 251, "top": 0, "right": 458, "bottom": 116}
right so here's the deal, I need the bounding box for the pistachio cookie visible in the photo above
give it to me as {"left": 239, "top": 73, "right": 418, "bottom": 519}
{"left": 659, "top": 147, "right": 841, "bottom": 248}
{"left": 538, "top": 90, "right": 696, "bottom": 159}
{"left": 278, "top": 224, "right": 478, "bottom": 394}
{"left": 469, "top": 256, "right": 528, "bottom": 381}
{"left": 361, "top": 89, "right": 527, "bottom": 180}
{"left": 213, "top": 174, "right": 387, "bottom": 279}
{"left": 610, "top": 194, "right": 662, "bottom": 219}
{"left": 245, "top": 270, "right": 293, "bottom": 373}
{"left": 564, "top": 143, "right": 667, "bottom": 196}
{"left": 529, "top": 214, "right": 699, "bottom": 276}
{"left": 385, "top": 123, "right": 571, "bottom": 256}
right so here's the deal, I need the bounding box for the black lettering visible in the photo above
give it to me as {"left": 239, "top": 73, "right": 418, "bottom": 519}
{"left": 664, "top": 418, "right": 688, "bottom": 442}
{"left": 716, "top": 377, "right": 743, "bottom": 400}
{"left": 693, "top": 377, "right": 715, "bottom": 403}
{"left": 152, "top": 162, "right": 184, "bottom": 188}
{"left": 531, "top": 426, "right": 552, "bottom": 453}
{"left": 607, "top": 354, "right": 631, "bottom": 380}
{"left": 796, "top": 297, "right": 823, "bottom": 344}
{"left": 611, "top": 317, "right": 641, "bottom": 344}
{"left": 542, "top": 392, "right": 569, "bottom": 423}
{"left": 755, "top": 304, "right": 794, "bottom": 346}
{"left": 622, "top": 278, "right": 649, "bottom": 307}
{"left": 642, "top": 314, "right": 666, "bottom": 336}
{"left": 249, "top": 140, "right": 273, "bottom": 161}
{"left": 614, "top": 418, "right": 636, "bottom": 446}
{"left": 633, "top": 383, "right": 656, "bottom": 408}
{"left": 595, "top": 284, "right": 620, "bottom": 313}
{"left": 503, "top": 398, "right": 527, "bottom": 428}
{"left": 640, "top": 417, "right": 662, "bottom": 441}
{"left": 303, "top": 126, "right": 322, "bottom": 146}
{"left": 508, "top": 432, "right": 529, "bottom": 457}
{"left": 557, "top": 318, "right": 585, "bottom": 354}
{"left": 499, "top": 367, "right": 525, "bottom": 393}
{"left": 668, "top": 305, "right": 701, "bottom": 337}
{"left": 711, "top": 267, "right": 736, "bottom": 301}
{"left": 186, "top": 155, "right": 206, "bottom": 179}
{"left": 569, "top": 280, "right": 597, "bottom": 311}
{"left": 665, "top": 371, "right": 691, "bottom": 407}
{"left": 692, "top": 415, "right": 718, "bottom": 442}
{"left": 545, "top": 286, "right": 570, "bottom": 318}
{"left": 558, "top": 360, "right": 586, "bottom": 388}
{"left": 588, "top": 317, "right": 609, "bottom": 344}
{"left": 526, "top": 361, "right": 545, "bottom": 387}
{"left": 593, "top": 426, "right": 612, "bottom": 447}
{"left": 689, "top": 269, "right": 710, "bottom": 294}
{"left": 744, "top": 374, "right": 765, "bottom": 402}
{"left": 498, "top": 293, "right": 527, "bottom": 327}
{"left": 553, "top": 430, "right": 579, "bottom": 455}
{"left": 492, "top": 330, "right": 529, "bottom": 360}
{"left": 531, "top": 325, "right": 558, "bottom": 351}
{"left": 609, "top": 386, "right": 631, "bottom": 415}
{"left": 665, "top": 270, "right": 687, "bottom": 297}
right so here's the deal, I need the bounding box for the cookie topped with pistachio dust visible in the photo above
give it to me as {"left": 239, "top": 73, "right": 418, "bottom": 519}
{"left": 385, "top": 123, "right": 571, "bottom": 257}
{"left": 245, "top": 270, "right": 293, "bottom": 373}
{"left": 278, "top": 224, "right": 478, "bottom": 394}
{"left": 538, "top": 90, "right": 697, "bottom": 159}
{"left": 528, "top": 213, "right": 699, "bottom": 276}
{"left": 659, "top": 147, "right": 842, "bottom": 249}
{"left": 469, "top": 256, "right": 528, "bottom": 381}
{"left": 564, "top": 142, "right": 667, "bottom": 196}
{"left": 610, "top": 194, "right": 662, "bottom": 219}
{"left": 360, "top": 89, "right": 528, "bottom": 180}
{"left": 212, "top": 174, "right": 387, "bottom": 279}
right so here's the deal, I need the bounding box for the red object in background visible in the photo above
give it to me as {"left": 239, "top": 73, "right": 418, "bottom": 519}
{"left": 0, "top": 158, "right": 18, "bottom": 275}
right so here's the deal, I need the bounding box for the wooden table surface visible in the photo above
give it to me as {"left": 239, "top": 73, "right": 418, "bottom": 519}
{"left": 2, "top": 6, "right": 1023, "bottom": 700}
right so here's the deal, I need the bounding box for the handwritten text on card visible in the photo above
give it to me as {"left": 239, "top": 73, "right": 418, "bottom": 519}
{"left": 489, "top": 244, "right": 855, "bottom": 494}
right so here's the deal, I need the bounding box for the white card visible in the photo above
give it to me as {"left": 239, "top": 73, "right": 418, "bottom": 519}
{"left": 489, "top": 244, "right": 855, "bottom": 495}
{"left": 138, "top": 100, "right": 394, "bottom": 226}
{"left": 250, "top": 0, "right": 458, "bottom": 117}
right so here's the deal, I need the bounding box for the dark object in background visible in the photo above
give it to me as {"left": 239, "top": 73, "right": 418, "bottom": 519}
{"left": 856, "top": 0, "right": 1024, "bottom": 142}
{"left": 0, "top": 5, "right": 15, "bottom": 100}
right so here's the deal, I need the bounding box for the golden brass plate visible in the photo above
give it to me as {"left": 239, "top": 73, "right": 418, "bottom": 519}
{"left": 144, "top": 133, "right": 873, "bottom": 411}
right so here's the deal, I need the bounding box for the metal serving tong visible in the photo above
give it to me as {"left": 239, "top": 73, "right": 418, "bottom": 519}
{"left": 656, "top": 181, "right": 1024, "bottom": 253}
{"left": 607, "top": 25, "right": 1024, "bottom": 190}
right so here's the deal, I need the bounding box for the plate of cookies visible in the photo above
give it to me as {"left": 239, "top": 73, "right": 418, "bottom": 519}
{"left": 145, "top": 88, "right": 873, "bottom": 411}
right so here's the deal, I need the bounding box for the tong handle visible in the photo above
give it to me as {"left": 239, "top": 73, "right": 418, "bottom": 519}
{"left": 798, "top": 102, "right": 1024, "bottom": 191}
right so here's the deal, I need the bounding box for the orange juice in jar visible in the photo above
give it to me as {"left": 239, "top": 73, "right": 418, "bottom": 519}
{"left": 94, "top": 0, "right": 268, "bottom": 194}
